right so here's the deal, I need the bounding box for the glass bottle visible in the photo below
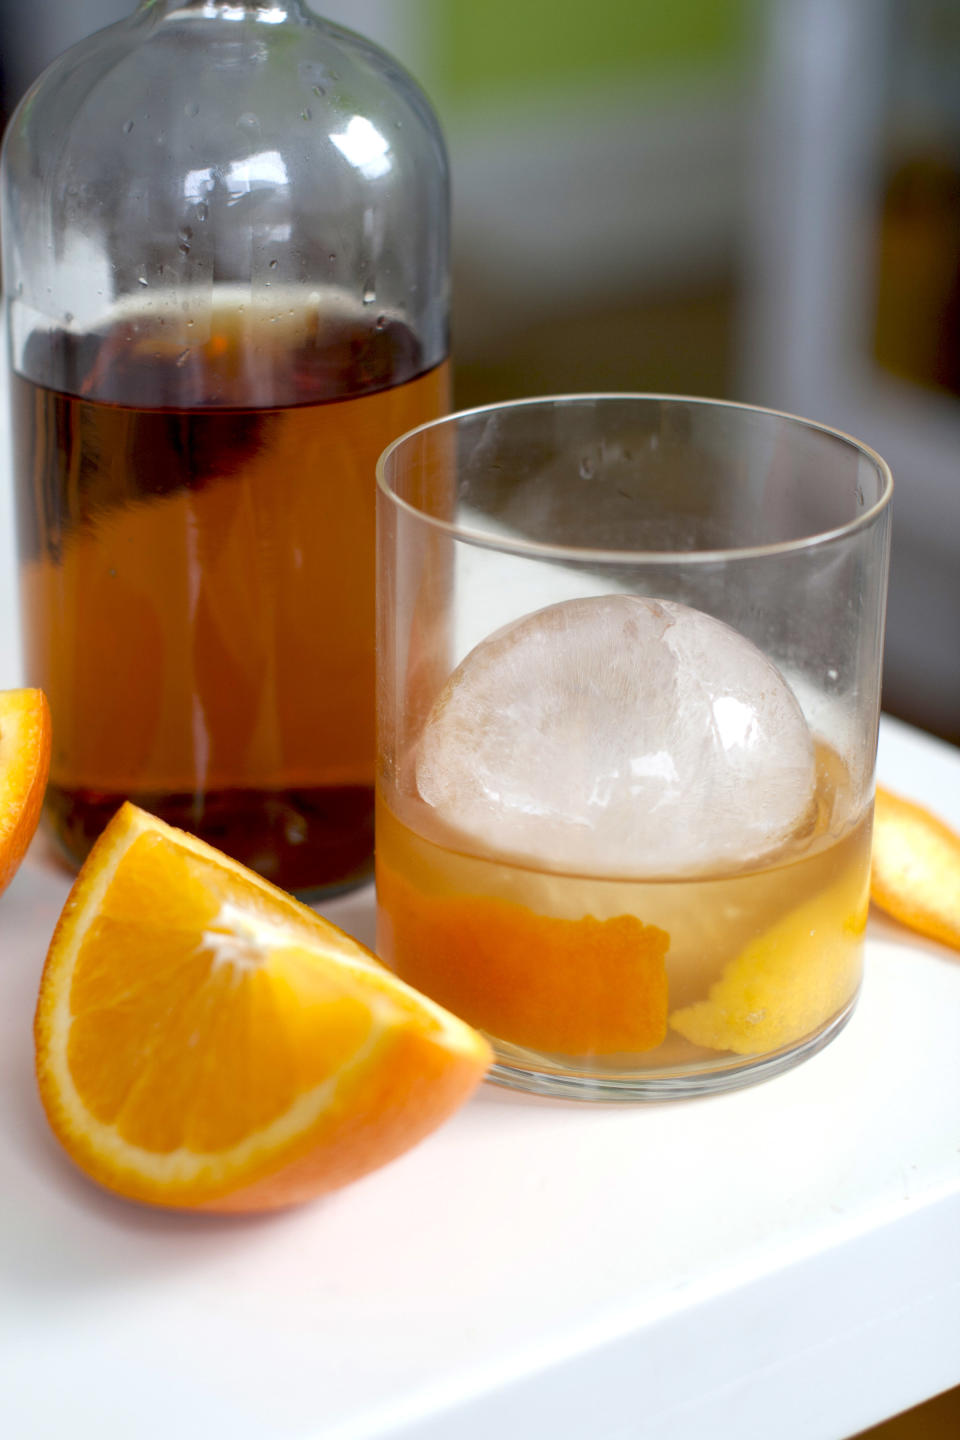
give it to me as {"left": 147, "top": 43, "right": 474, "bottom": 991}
{"left": 1, "top": 0, "right": 450, "bottom": 895}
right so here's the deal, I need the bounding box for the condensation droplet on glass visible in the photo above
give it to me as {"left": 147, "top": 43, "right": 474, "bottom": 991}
{"left": 363, "top": 285, "right": 376, "bottom": 305}
{"left": 176, "top": 350, "right": 191, "bottom": 368}
{"left": 122, "top": 119, "right": 134, "bottom": 135}
{"left": 236, "top": 112, "right": 259, "bottom": 132}
{"left": 269, "top": 258, "right": 278, "bottom": 269}
{"left": 312, "top": 85, "right": 325, "bottom": 97}
{"left": 138, "top": 275, "right": 148, "bottom": 287}
{"left": 178, "top": 240, "right": 191, "bottom": 255}
{"left": 196, "top": 202, "right": 208, "bottom": 222}
{"left": 185, "top": 101, "right": 200, "bottom": 118}
{"left": 300, "top": 108, "right": 312, "bottom": 122}
{"left": 64, "top": 312, "right": 74, "bottom": 324}
{"left": 375, "top": 314, "right": 387, "bottom": 331}
{"left": 855, "top": 484, "right": 865, "bottom": 506}
{"left": 827, "top": 667, "right": 839, "bottom": 682}
{"left": 328, "top": 252, "right": 336, "bottom": 263}
{"left": 579, "top": 456, "right": 595, "bottom": 480}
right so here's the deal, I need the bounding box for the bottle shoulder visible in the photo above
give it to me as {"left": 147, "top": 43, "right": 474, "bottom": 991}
{"left": 2, "top": 11, "right": 447, "bottom": 191}
{"left": 1, "top": 10, "right": 450, "bottom": 378}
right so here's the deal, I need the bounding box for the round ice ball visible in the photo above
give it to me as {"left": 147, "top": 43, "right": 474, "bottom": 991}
{"left": 416, "top": 596, "right": 817, "bottom": 877}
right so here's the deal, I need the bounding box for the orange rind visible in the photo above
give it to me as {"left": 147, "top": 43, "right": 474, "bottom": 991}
{"left": 870, "top": 786, "right": 960, "bottom": 952}
{"left": 670, "top": 864, "right": 869, "bottom": 1055}
{"left": 377, "top": 862, "right": 670, "bottom": 1056}
{"left": 35, "top": 804, "right": 491, "bottom": 1212}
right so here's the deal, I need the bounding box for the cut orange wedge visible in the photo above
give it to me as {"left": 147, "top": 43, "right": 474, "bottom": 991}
{"left": 871, "top": 787, "right": 960, "bottom": 952}
{"left": 35, "top": 804, "right": 491, "bottom": 1211}
{"left": 0, "top": 687, "right": 51, "bottom": 898}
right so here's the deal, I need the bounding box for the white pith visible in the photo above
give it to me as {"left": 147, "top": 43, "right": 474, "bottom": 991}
{"left": 200, "top": 900, "right": 295, "bottom": 972}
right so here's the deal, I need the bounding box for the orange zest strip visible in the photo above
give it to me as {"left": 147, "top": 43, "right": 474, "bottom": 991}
{"left": 670, "top": 865, "right": 868, "bottom": 1055}
{"left": 377, "top": 862, "right": 670, "bottom": 1057}
{"left": 871, "top": 786, "right": 960, "bottom": 952}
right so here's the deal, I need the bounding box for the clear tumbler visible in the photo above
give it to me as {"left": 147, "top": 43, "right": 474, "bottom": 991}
{"left": 376, "top": 394, "right": 892, "bottom": 1099}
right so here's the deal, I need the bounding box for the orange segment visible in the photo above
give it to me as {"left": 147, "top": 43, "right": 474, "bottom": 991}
{"left": 377, "top": 862, "right": 670, "bottom": 1056}
{"left": 0, "top": 687, "right": 51, "bottom": 897}
{"left": 871, "top": 787, "right": 960, "bottom": 952}
{"left": 35, "top": 804, "right": 491, "bottom": 1211}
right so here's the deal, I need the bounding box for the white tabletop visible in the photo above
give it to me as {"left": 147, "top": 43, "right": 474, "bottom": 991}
{"left": 0, "top": 712, "right": 958, "bottom": 1440}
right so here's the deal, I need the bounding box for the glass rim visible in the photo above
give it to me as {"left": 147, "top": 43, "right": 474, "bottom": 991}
{"left": 376, "top": 391, "right": 894, "bottom": 566}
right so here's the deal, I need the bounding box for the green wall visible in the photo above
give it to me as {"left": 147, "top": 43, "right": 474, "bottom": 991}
{"left": 424, "top": 0, "right": 749, "bottom": 112}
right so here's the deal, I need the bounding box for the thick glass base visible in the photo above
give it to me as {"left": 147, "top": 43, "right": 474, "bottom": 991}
{"left": 484, "top": 995, "right": 859, "bottom": 1102}
{"left": 43, "top": 782, "right": 375, "bottom": 899}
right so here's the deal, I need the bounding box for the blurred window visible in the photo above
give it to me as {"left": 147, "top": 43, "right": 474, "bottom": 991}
{"left": 871, "top": 0, "right": 960, "bottom": 399}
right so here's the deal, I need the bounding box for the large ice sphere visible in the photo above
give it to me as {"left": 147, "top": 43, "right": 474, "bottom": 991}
{"left": 416, "top": 596, "right": 817, "bottom": 876}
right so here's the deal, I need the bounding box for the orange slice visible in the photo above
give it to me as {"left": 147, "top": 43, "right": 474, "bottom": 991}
{"left": 377, "top": 862, "right": 670, "bottom": 1056}
{"left": 871, "top": 787, "right": 960, "bottom": 952}
{"left": 0, "top": 687, "right": 51, "bottom": 897}
{"left": 35, "top": 804, "right": 491, "bottom": 1212}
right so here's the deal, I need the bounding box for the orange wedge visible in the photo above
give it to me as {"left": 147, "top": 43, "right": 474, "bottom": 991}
{"left": 35, "top": 804, "right": 491, "bottom": 1212}
{"left": 0, "top": 687, "right": 51, "bottom": 897}
{"left": 871, "top": 787, "right": 960, "bottom": 952}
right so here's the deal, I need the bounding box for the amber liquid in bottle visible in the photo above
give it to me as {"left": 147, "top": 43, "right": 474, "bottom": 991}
{"left": 14, "top": 294, "right": 450, "bottom": 894}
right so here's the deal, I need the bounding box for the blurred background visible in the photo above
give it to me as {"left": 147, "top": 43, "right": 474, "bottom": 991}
{"left": 1, "top": 0, "right": 958, "bottom": 743}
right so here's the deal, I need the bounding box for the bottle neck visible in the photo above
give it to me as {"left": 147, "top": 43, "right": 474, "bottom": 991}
{"left": 138, "top": 1, "right": 310, "bottom": 19}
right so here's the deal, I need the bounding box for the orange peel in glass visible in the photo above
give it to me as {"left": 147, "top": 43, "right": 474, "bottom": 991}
{"left": 670, "top": 865, "right": 869, "bottom": 1055}
{"left": 377, "top": 863, "right": 670, "bottom": 1056}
